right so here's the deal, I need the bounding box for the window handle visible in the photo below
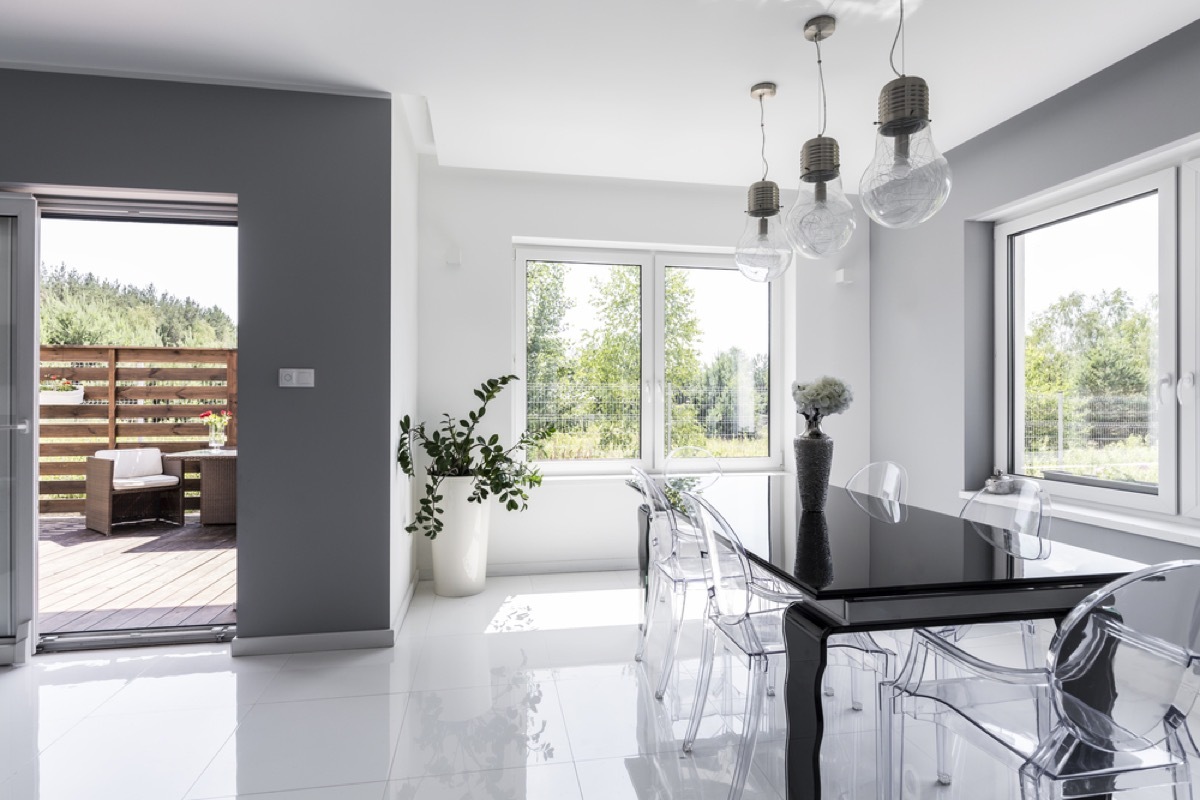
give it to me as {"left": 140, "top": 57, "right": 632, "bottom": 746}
{"left": 0, "top": 420, "right": 29, "bottom": 433}
{"left": 1158, "top": 373, "right": 1175, "bottom": 405}
{"left": 1178, "top": 372, "right": 1195, "bottom": 406}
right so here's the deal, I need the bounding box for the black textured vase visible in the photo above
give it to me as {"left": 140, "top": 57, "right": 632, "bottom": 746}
{"left": 794, "top": 416, "right": 833, "bottom": 513}
{"left": 794, "top": 511, "right": 833, "bottom": 588}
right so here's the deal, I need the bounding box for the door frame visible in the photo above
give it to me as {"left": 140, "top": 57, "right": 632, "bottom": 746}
{"left": 0, "top": 194, "right": 39, "bottom": 665}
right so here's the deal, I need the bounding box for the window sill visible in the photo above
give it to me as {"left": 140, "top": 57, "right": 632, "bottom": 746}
{"left": 541, "top": 469, "right": 789, "bottom": 483}
{"left": 957, "top": 491, "right": 1200, "bottom": 548}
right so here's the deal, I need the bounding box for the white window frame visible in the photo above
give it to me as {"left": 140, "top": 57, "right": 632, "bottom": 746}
{"left": 993, "top": 168, "right": 1178, "bottom": 514}
{"left": 1180, "top": 157, "right": 1200, "bottom": 520}
{"left": 514, "top": 245, "right": 784, "bottom": 476}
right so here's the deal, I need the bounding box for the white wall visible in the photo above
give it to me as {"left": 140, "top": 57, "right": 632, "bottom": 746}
{"left": 416, "top": 162, "right": 870, "bottom": 573}
{"left": 390, "top": 103, "right": 420, "bottom": 622}
{"left": 870, "top": 20, "right": 1200, "bottom": 516}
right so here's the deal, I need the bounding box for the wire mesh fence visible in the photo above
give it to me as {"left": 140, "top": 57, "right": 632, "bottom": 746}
{"left": 1023, "top": 392, "right": 1157, "bottom": 484}
{"left": 526, "top": 382, "right": 769, "bottom": 460}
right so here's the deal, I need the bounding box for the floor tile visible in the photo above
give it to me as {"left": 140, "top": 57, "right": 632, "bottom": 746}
{"left": 202, "top": 783, "right": 388, "bottom": 800}
{"left": 528, "top": 570, "right": 640, "bottom": 592}
{"left": 555, "top": 673, "right": 682, "bottom": 761}
{"left": 0, "top": 706, "right": 240, "bottom": 800}
{"left": 389, "top": 680, "right": 572, "bottom": 779}
{"left": 258, "top": 645, "right": 419, "bottom": 704}
{"left": 410, "top": 632, "right": 552, "bottom": 691}
{"left": 573, "top": 748, "right": 783, "bottom": 800}
{"left": 93, "top": 669, "right": 274, "bottom": 715}
{"left": 424, "top": 577, "right": 537, "bottom": 636}
{"left": 388, "top": 763, "right": 583, "bottom": 799}
{"left": 185, "top": 694, "right": 409, "bottom": 799}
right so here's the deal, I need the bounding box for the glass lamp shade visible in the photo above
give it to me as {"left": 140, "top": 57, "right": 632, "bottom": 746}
{"left": 784, "top": 176, "right": 856, "bottom": 259}
{"left": 735, "top": 213, "right": 794, "bottom": 282}
{"left": 859, "top": 123, "right": 952, "bottom": 229}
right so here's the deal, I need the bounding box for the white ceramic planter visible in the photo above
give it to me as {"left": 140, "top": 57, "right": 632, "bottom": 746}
{"left": 432, "top": 476, "right": 491, "bottom": 597}
{"left": 39, "top": 387, "right": 84, "bottom": 405}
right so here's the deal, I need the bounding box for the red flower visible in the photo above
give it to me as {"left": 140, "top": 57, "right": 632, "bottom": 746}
{"left": 199, "top": 410, "right": 213, "bottom": 419}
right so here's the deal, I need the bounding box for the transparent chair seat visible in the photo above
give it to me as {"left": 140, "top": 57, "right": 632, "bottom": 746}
{"left": 883, "top": 560, "right": 1200, "bottom": 800}
{"left": 654, "top": 554, "right": 707, "bottom": 585}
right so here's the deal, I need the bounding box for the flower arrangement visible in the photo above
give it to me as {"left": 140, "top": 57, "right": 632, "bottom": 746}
{"left": 199, "top": 410, "right": 232, "bottom": 431}
{"left": 792, "top": 376, "right": 853, "bottom": 425}
{"left": 39, "top": 375, "right": 77, "bottom": 392}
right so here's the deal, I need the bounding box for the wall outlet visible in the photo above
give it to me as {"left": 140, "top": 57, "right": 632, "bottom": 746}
{"left": 279, "top": 368, "right": 315, "bottom": 388}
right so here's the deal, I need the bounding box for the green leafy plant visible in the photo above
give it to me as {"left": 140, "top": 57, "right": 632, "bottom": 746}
{"left": 397, "top": 375, "right": 553, "bottom": 539}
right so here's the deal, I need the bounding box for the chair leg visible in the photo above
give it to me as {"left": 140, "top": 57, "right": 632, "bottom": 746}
{"left": 656, "top": 581, "right": 688, "bottom": 700}
{"left": 765, "top": 656, "right": 777, "bottom": 698}
{"left": 1167, "top": 729, "right": 1194, "bottom": 800}
{"left": 822, "top": 667, "right": 835, "bottom": 697}
{"left": 683, "top": 617, "right": 717, "bottom": 753}
{"left": 878, "top": 680, "right": 896, "bottom": 800}
{"left": 935, "top": 720, "right": 954, "bottom": 786}
{"left": 727, "top": 655, "right": 768, "bottom": 800}
{"left": 635, "top": 567, "right": 662, "bottom": 662}
{"left": 850, "top": 665, "right": 864, "bottom": 711}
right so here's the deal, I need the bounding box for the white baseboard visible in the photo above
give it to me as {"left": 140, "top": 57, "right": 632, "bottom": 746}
{"left": 231, "top": 627, "right": 395, "bottom": 657}
{"left": 392, "top": 571, "right": 419, "bottom": 630}
{"left": 416, "top": 558, "right": 638, "bottom": 581}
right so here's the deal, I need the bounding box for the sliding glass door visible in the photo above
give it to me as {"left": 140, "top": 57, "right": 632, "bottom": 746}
{"left": 0, "top": 195, "right": 38, "bottom": 664}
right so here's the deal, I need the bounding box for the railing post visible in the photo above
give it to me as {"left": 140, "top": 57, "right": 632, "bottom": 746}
{"left": 227, "top": 349, "right": 238, "bottom": 446}
{"left": 106, "top": 348, "right": 117, "bottom": 449}
{"left": 1056, "top": 391, "right": 1064, "bottom": 466}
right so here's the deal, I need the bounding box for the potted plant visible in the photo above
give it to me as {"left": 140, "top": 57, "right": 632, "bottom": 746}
{"left": 792, "top": 375, "right": 853, "bottom": 513}
{"left": 397, "top": 375, "right": 552, "bottom": 597}
{"left": 39, "top": 374, "right": 84, "bottom": 405}
{"left": 199, "top": 409, "right": 232, "bottom": 449}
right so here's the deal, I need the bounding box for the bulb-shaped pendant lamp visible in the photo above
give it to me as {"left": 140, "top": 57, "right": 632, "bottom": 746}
{"left": 735, "top": 82, "right": 793, "bottom": 282}
{"left": 858, "top": 2, "right": 952, "bottom": 228}
{"left": 785, "top": 15, "right": 855, "bottom": 260}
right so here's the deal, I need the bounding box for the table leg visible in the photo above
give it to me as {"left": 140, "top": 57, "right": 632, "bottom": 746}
{"left": 783, "top": 605, "right": 832, "bottom": 800}
{"left": 199, "top": 459, "right": 237, "bottom": 525}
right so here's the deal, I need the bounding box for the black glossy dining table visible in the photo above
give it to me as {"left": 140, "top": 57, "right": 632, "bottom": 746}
{"left": 738, "top": 487, "right": 1144, "bottom": 800}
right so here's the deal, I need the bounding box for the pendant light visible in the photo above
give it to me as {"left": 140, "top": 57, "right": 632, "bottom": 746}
{"left": 735, "top": 83, "right": 793, "bottom": 283}
{"left": 859, "top": 0, "right": 952, "bottom": 229}
{"left": 784, "top": 15, "right": 856, "bottom": 260}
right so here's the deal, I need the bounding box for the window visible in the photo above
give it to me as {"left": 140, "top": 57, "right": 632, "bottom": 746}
{"left": 516, "top": 247, "right": 781, "bottom": 472}
{"left": 994, "top": 169, "right": 1177, "bottom": 513}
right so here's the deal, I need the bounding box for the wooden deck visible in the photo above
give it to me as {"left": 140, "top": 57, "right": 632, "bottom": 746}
{"left": 38, "top": 514, "right": 236, "bottom": 633}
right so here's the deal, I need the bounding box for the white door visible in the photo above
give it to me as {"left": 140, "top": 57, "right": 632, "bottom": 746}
{"left": 0, "top": 195, "right": 38, "bottom": 665}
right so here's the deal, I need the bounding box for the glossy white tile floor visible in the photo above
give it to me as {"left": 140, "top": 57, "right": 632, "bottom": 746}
{"left": 0, "top": 573, "right": 1176, "bottom": 800}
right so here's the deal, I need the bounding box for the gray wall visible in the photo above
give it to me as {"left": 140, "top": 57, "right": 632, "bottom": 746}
{"left": 0, "top": 69, "right": 395, "bottom": 639}
{"left": 871, "top": 20, "right": 1200, "bottom": 527}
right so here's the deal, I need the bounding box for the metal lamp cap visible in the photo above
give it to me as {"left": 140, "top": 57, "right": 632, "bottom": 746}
{"left": 877, "top": 75, "right": 931, "bottom": 137}
{"left": 800, "top": 136, "right": 840, "bottom": 184}
{"left": 747, "top": 180, "right": 781, "bottom": 217}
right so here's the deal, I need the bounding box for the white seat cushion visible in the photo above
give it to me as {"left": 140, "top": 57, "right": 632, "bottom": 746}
{"left": 112, "top": 474, "right": 179, "bottom": 491}
{"left": 94, "top": 448, "right": 165, "bottom": 479}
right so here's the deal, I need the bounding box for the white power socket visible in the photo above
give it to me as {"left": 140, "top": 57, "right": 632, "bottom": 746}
{"left": 279, "top": 368, "right": 315, "bottom": 388}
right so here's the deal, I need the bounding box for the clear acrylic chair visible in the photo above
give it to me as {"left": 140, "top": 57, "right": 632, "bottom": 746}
{"left": 926, "top": 475, "right": 1053, "bottom": 783}
{"left": 882, "top": 559, "right": 1200, "bottom": 800}
{"left": 677, "top": 491, "right": 890, "bottom": 800}
{"left": 631, "top": 465, "right": 710, "bottom": 702}
{"left": 845, "top": 460, "right": 909, "bottom": 523}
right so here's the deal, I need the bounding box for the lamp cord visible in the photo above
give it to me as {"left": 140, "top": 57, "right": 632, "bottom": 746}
{"left": 889, "top": 0, "right": 905, "bottom": 78}
{"left": 815, "top": 38, "right": 828, "bottom": 137}
{"left": 759, "top": 94, "right": 769, "bottom": 181}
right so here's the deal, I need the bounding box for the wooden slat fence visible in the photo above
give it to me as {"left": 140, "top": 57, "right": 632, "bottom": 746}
{"left": 39, "top": 346, "right": 237, "bottom": 514}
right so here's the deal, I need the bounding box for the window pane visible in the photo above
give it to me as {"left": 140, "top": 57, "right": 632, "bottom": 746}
{"left": 664, "top": 266, "right": 769, "bottom": 459}
{"left": 526, "top": 260, "right": 641, "bottom": 460}
{"left": 1016, "top": 193, "right": 1159, "bottom": 491}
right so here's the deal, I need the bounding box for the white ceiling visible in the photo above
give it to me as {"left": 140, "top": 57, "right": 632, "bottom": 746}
{"left": 0, "top": 0, "right": 1197, "bottom": 188}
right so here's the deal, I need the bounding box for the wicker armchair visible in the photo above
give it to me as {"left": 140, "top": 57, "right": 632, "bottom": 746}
{"left": 84, "top": 448, "right": 184, "bottom": 535}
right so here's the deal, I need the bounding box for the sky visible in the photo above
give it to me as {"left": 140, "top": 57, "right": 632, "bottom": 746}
{"left": 40, "top": 218, "right": 239, "bottom": 323}
{"left": 1021, "top": 193, "right": 1158, "bottom": 328}
{"left": 555, "top": 262, "right": 769, "bottom": 366}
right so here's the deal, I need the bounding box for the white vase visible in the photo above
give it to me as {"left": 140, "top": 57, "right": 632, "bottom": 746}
{"left": 432, "top": 476, "right": 491, "bottom": 597}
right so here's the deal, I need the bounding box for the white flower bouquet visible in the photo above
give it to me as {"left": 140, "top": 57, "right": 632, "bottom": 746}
{"left": 792, "top": 376, "right": 853, "bottom": 423}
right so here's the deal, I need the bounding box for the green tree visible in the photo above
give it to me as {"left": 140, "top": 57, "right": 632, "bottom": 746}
{"left": 40, "top": 264, "right": 237, "bottom": 347}
{"left": 524, "top": 262, "right": 573, "bottom": 386}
